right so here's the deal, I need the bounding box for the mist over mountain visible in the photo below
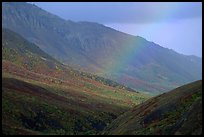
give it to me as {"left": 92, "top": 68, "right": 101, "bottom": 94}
{"left": 2, "top": 2, "right": 202, "bottom": 94}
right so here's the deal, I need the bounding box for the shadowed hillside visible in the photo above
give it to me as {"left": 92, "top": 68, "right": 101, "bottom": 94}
{"left": 102, "top": 80, "right": 202, "bottom": 135}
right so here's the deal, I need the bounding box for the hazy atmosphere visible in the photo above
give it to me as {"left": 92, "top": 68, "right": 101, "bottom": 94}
{"left": 31, "top": 2, "right": 202, "bottom": 57}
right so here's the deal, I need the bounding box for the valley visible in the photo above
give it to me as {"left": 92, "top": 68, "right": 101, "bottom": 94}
{"left": 2, "top": 28, "right": 149, "bottom": 135}
{"left": 2, "top": 2, "right": 202, "bottom": 135}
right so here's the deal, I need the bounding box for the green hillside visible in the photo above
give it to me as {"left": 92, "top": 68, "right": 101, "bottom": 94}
{"left": 2, "top": 28, "right": 149, "bottom": 135}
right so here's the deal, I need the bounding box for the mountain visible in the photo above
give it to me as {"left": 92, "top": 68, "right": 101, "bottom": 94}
{"left": 2, "top": 28, "right": 149, "bottom": 135}
{"left": 2, "top": 2, "right": 202, "bottom": 95}
{"left": 102, "top": 80, "right": 202, "bottom": 135}
{"left": 2, "top": 28, "right": 138, "bottom": 93}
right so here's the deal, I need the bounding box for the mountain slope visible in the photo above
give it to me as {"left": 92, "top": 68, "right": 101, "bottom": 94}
{"left": 102, "top": 80, "right": 202, "bottom": 135}
{"left": 2, "top": 28, "right": 139, "bottom": 93}
{"left": 2, "top": 28, "right": 149, "bottom": 135}
{"left": 2, "top": 2, "right": 202, "bottom": 94}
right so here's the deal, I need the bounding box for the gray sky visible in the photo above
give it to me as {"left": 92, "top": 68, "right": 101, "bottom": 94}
{"left": 32, "top": 2, "right": 202, "bottom": 57}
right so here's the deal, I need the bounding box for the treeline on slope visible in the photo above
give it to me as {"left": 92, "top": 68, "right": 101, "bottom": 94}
{"left": 78, "top": 71, "right": 138, "bottom": 93}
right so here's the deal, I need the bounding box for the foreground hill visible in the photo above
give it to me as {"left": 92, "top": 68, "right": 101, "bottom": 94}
{"left": 2, "top": 2, "right": 202, "bottom": 94}
{"left": 2, "top": 28, "right": 149, "bottom": 135}
{"left": 102, "top": 80, "right": 202, "bottom": 135}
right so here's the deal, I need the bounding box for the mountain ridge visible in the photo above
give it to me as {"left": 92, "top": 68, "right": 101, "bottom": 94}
{"left": 2, "top": 2, "right": 202, "bottom": 94}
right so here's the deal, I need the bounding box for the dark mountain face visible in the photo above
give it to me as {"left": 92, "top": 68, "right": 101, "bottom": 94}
{"left": 2, "top": 28, "right": 65, "bottom": 74}
{"left": 102, "top": 80, "right": 202, "bottom": 135}
{"left": 2, "top": 28, "right": 54, "bottom": 61}
{"left": 2, "top": 2, "right": 202, "bottom": 95}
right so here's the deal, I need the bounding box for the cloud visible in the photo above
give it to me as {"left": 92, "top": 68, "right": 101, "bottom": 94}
{"left": 33, "top": 2, "right": 202, "bottom": 24}
{"left": 105, "top": 17, "right": 202, "bottom": 57}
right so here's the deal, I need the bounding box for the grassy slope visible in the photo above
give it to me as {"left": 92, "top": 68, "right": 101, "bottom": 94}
{"left": 102, "top": 80, "right": 202, "bottom": 135}
{"left": 2, "top": 64, "right": 149, "bottom": 135}
{"left": 2, "top": 29, "right": 150, "bottom": 135}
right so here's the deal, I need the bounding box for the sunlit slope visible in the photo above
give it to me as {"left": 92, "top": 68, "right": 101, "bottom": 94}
{"left": 2, "top": 28, "right": 149, "bottom": 135}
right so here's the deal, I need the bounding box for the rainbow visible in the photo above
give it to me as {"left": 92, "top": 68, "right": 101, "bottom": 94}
{"left": 94, "top": 2, "right": 183, "bottom": 80}
{"left": 95, "top": 36, "right": 147, "bottom": 81}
